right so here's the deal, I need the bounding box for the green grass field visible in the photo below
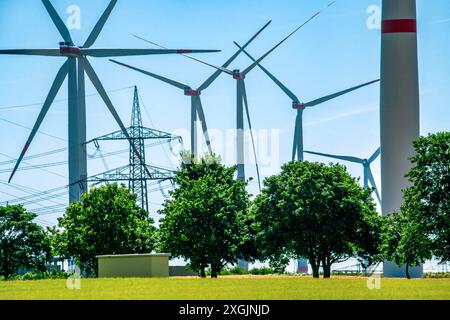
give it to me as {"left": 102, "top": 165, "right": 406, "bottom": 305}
{"left": 1, "top": 276, "right": 450, "bottom": 300}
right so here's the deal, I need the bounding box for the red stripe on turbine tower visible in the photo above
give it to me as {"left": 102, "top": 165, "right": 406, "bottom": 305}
{"left": 382, "top": 19, "right": 417, "bottom": 33}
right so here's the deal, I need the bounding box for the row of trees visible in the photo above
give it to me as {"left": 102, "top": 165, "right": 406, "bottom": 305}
{"left": 1, "top": 132, "right": 449, "bottom": 279}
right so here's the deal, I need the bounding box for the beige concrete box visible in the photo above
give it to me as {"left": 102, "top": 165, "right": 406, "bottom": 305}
{"left": 96, "top": 253, "right": 170, "bottom": 278}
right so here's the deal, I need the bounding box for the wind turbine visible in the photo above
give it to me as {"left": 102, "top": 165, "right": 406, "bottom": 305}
{"left": 184, "top": 8, "right": 333, "bottom": 189}
{"left": 109, "top": 20, "right": 272, "bottom": 158}
{"left": 0, "top": 0, "right": 218, "bottom": 203}
{"left": 235, "top": 44, "right": 380, "bottom": 162}
{"left": 305, "top": 148, "right": 382, "bottom": 204}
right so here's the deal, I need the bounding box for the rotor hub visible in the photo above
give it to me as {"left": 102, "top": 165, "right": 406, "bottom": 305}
{"left": 233, "top": 70, "right": 245, "bottom": 80}
{"left": 184, "top": 89, "right": 200, "bottom": 96}
{"left": 292, "top": 102, "right": 305, "bottom": 110}
{"left": 59, "top": 42, "right": 81, "bottom": 56}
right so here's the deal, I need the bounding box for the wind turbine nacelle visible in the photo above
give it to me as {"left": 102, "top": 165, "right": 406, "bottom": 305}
{"left": 59, "top": 44, "right": 81, "bottom": 56}
{"left": 233, "top": 70, "right": 245, "bottom": 80}
{"left": 292, "top": 102, "right": 305, "bottom": 110}
{"left": 184, "top": 89, "right": 200, "bottom": 96}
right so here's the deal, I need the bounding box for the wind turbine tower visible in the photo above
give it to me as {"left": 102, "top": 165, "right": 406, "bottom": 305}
{"left": 0, "top": 0, "right": 218, "bottom": 204}
{"left": 380, "top": 0, "right": 422, "bottom": 277}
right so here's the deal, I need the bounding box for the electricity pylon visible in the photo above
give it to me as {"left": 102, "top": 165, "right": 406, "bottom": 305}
{"left": 87, "top": 86, "right": 181, "bottom": 212}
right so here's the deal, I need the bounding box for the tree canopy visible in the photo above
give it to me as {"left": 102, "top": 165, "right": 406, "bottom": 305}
{"left": 381, "top": 213, "right": 431, "bottom": 279}
{"left": 252, "top": 161, "right": 382, "bottom": 278}
{"left": 158, "top": 154, "right": 251, "bottom": 278}
{"left": 54, "top": 183, "right": 157, "bottom": 275}
{"left": 0, "top": 205, "right": 51, "bottom": 279}
{"left": 401, "top": 132, "right": 450, "bottom": 263}
{"left": 381, "top": 132, "right": 450, "bottom": 276}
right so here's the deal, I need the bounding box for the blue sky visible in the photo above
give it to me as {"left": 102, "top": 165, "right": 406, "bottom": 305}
{"left": 0, "top": 0, "right": 449, "bottom": 227}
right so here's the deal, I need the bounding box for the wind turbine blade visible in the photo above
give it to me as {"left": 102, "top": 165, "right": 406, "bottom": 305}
{"left": 197, "top": 20, "right": 272, "bottom": 91}
{"left": 81, "top": 48, "right": 220, "bottom": 57}
{"left": 367, "top": 168, "right": 381, "bottom": 204}
{"left": 79, "top": 57, "right": 152, "bottom": 178}
{"left": 109, "top": 60, "right": 190, "bottom": 90}
{"left": 304, "top": 150, "right": 364, "bottom": 164}
{"left": 195, "top": 97, "right": 213, "bottom": 155}
{"left": 133, "top": 36, "right": 233, "bottom": 78}
{"left": 369, "top": 147, "right": 381, "bottom": 163}
{"left": 8, "top": 60, "right": 69, "bottom": 183}
{"left": 83, "top": 0, "right": 117, "bottom": 48}
{"left": 132, "top": 35, "right": 228, "bottom": 73}
{"left": 241, "top": 7, "right": 327, "bottom": 77}
{"left": 235, "top": 42, "right": 299, "bottom": 102}
{"left": 0, "top": 49, "right": 61, "bottom": 56}
{"left": 304, "top": 79, "right": 380, "bottom": 107}
{"left": 173, "top": 54, "right": 234, "bottom": 76}
{"left": 241, "top": 81, "right": 261, "bottom": 191}
{"left": 41, "top": 0, "right": 73, "bottom": 44}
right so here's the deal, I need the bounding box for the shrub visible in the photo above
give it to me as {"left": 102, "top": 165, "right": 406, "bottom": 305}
{"left": 7, "top": 271, "right": 71, "bottom": 281}
{"left": 424, "top": 273, "right": 450, "bottom": 279}
{"left": 249, "top": 267, "right": 276, "bottom": 275}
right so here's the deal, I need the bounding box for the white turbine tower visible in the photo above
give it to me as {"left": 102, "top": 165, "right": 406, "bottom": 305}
{"left": 0, "top": 0, "right": 218, "bottom": 203}
{"left": 109, "top": 21, "right": 272, "bottom": 158}
{"left": 380, "top": 0, "right": 422, "bottom": 278}
{"left": 304, "top": 148, "right": 382, "bottom": 204}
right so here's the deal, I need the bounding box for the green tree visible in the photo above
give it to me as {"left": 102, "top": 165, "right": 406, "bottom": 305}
{"left": 400, "top": 132, "right": 450, "bottom": 263}
{"left": 54, "top": 183, "right": 157, "bottom": 276}
{"left": 158, "top": 154, "right": 251, "bottom": 278}
{"left": 252, "top": 161, "right": 382, "bottom": 278}
{"left": 381, "top": 213, "right": 431, "bottom": 279}
{"left": 0, "top": 205, "right": 51, "bottom": 280}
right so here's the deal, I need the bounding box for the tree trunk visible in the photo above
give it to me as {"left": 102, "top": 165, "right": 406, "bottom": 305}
{"left": 310, "top": 259, "right": 320, "bottom": 278}
{"left": 211, "top": 266, "right": 218, "bottom": 278}
{"left": 2, "top": 253, "right": 11, "bottom": 280}
{"left": 323, "top": 262, "right": 331, "bottom": 278}
{"left": 200, "top": 264, "right": 206, "bottom": 278}
{"left": 406, "top": 263, "right": 410, "bottom": 280}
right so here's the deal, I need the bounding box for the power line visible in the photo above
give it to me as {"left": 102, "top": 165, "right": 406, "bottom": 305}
{"left": 0, "top": 86, "right": 137, "bottom": 167}
{"left": 0, "top": 184, "right": 68, "bottom": 206}
{"left": 31, "top": 204, "right": 67, "bottom": 213}
{"left": 0, "top": 161, "right": 67, "bottom": 174}
{"left": 0, "top": 140, "right": 167, "bottom": 170}
{"left": 0, "top": 117, "right": 66, "bottom": 142}
{"left": 0, "top": 87, "right": 178, "bottom": 210}
{"left": 0, "top": 86, "right": 134, "bottom": 111}
{"left": 0, "top": 151, "right": 67, "bottom": 180}
{"left": 21, "top": 192, "right": 68, "bottom": 206}
{"left": 0, "top": 181, "right": 66, "bottom": 208}
{"left": 138, "top": 90, "right": 177, "bottom": 170}
{"left": 0, "top": 147, "right": 67, "bottom": 166}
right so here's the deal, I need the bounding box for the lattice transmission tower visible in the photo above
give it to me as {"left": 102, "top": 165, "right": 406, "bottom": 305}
{"left": 86, "top": 86, "right": 181, "bottom": 212}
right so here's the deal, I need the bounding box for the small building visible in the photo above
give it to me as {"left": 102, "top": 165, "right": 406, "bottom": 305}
{"left": 96, "top": 253, "right": 170, "bottom": 278}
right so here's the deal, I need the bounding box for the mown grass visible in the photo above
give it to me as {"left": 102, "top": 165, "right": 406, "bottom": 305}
{"left": 1, "top": 275, "right": 450, "bottom": 300}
